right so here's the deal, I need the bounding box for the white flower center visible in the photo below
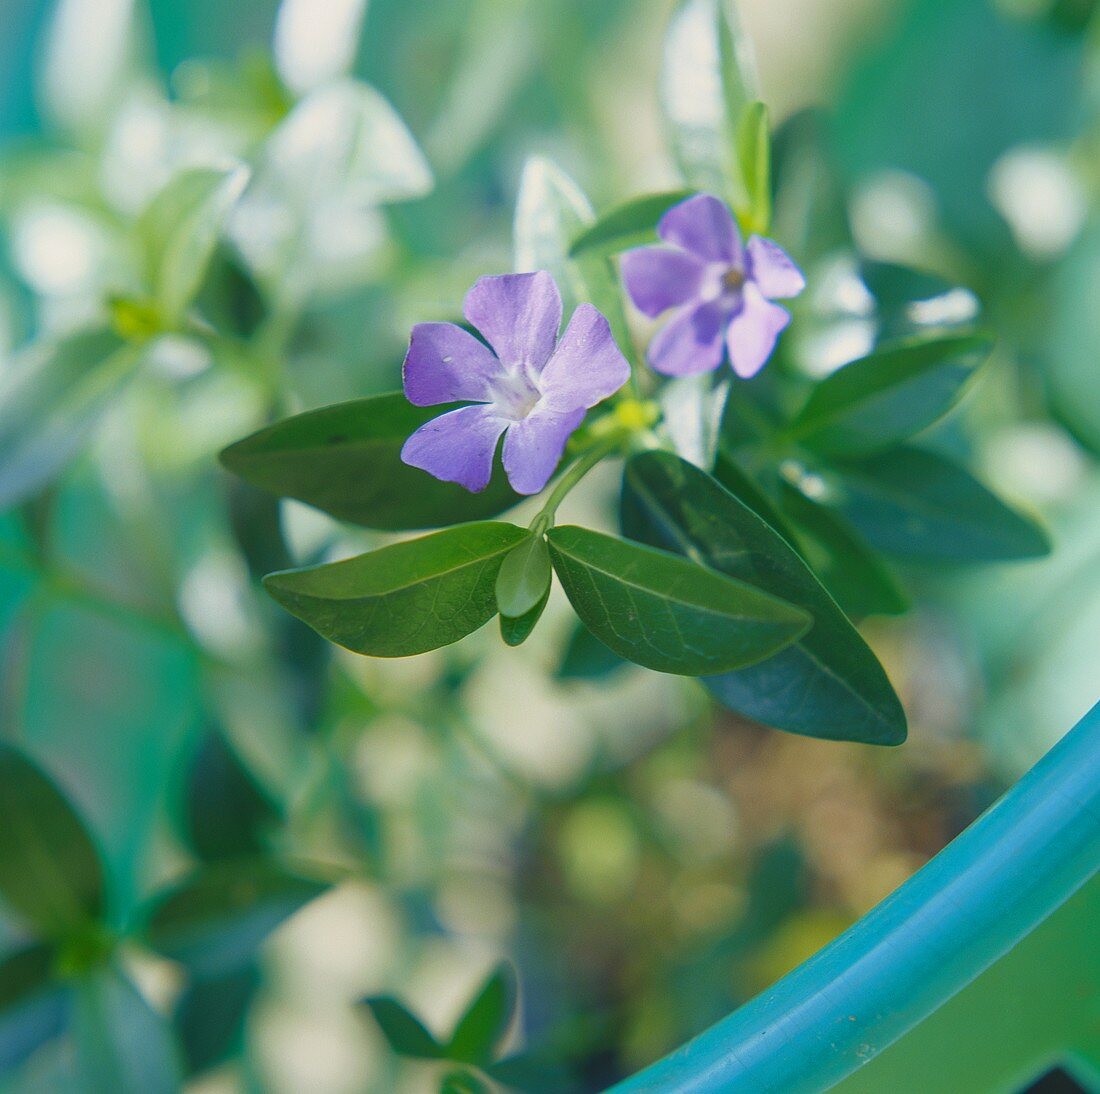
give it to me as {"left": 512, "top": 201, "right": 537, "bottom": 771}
{"left": 490, "top": 368, "right": 541, "bottom": 420}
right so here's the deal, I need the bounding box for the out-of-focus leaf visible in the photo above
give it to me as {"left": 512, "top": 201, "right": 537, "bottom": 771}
{"left": 447, "top": 963, "right": 515, "bottom": 1065}
{"left": 496, "top": 535, "right": 552, "bottom": 620}
{"left": 441, "top": 1069, "right": 491, "bottom": 1094}
{"left": 264, "top": 522, "right": 527, "bottom": 657}
{"left": 175, "top": 965, "right": 260, "bottom": 1077}
{"left": 787, "top": 332, "right": 992, "bottom": 455}
{"left": 546, "top": 525, "right": 810, "bottom": 676}
{"left": 0, "top": 944, "right": 68, "bottom": 1075}
{"left": 567, "top": 190, "right": 696, "bottom": 259}
{"left": 362, "top": 996, "right": 444, "bottom": 1060}
{"left": 182, "top": 731, "right": 280, "bottom": 863}
{"left": 140, "top": 862, "right": 327, "bottom": 978}
{"left": 660, "top": 374, "right": 730, "bottom": 471}
{"left": 0, "top": 744, "right": 105, "bottom": 937}
{"left": 0, "top": 328, "right": 141, "bottom": 510}
{"left": 832, "top": 445, "right": 1051, "bottom": 562}
{"left": 777, "top": 480, "right": 908, "bottom": 618}
{"left": 712, "top": 450, "right": 795, "bottom": 538}
{"left": 622, "top": 452, "right": 906, "bottom": 744}
{"left": 514, "top": 157, "right": 632, "bottom": 355}
{"left": 220, "top": 394, "right": 521, "bottom": 530}
{"left": 736, "top": 100, "right": 771, "bottom": 234}
{"left": 136, "top": 166, "right": 250, "bottom": 325}
{"left": 72, "top": 966, "right": 182, "bottom": 1094}
{"left": 556, "top": 621, "right": 629, "bottom": 681}
{"left": 661, "top": 0, "right": 760, "bottom": 202}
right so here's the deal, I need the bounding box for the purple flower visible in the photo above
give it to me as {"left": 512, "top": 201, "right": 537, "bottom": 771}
{"left": 622, "top": 193, "right": 805, "bottom": 379}
{"left": 401, "top": 271, "right": 631, "bottom": 495}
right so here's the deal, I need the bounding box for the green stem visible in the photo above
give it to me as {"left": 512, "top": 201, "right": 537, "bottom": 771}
{"left": 529, "top": 437, "right": 621, "bottom": 535}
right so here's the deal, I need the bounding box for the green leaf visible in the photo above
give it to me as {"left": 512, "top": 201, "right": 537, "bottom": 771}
{"left": 787, "top": 332, "right": 992, "bottom": 455}
{"left": 660, "top": 374, "right": 730, "bottom": 471}
{"left": 0, "top": 944, "right": 68, "bottom": 1074}
{"left": 514, "top": 157, "right": 632, "bottom": 353}
{"left": 362, "top": 997, "right": 444, "bottom": 1060}
{"left": 567, "top": 190, "right": 696, "bottom": 259}
{"left": 136, "top": 166, "right": 250, "bottom": 324}
{"left": 447, "top": 963, "right": 515, "bottom": 1065}
{"left": 220, "top": 394, "right": 521, "bottom": 530}
{"left": 777, "top": 480, "right": 909, "bottom": 618}
{"left": 661, "top": 0, "right": 760, "bottom": 202}
{"left": 0, "top": 328, "right": 142, "bottom": 510}
{"left": 175, "top": 965, "right": 260, "bottom": 1078}
{"left": 832, "top": 445, "right": 1051, "bottom": 562}
{"left": 0, "top": 744, "right": 106, "bottom": 937}
{"left": 546, "top": 525, "right": 810, "bottom": 677}
{"left": 441, "top": 1069, "right": 491, "bottom": 1094}
{"left": 72, "top": 966, "right": 182, "bottom": 1094}
{"left": 500, "top": 585, "right": 550, "bottom": 648}
{"left": 556, "top": 621, "right": 629, "bottom": 681}
{"left": 736, "top": 100, "right": 771, "bottom": 234}
{"left": 140, "top": 862, "right": 327, "bottom": 978}
{"left": 496, "top": 535, "right": 552, "bottom": 619}
{"left": 264, "top": 522, "right": 527, "bottom": 656}
{"left": 622, "top": 452, "right": 907, "bottom": 744}
{"left": 712, "top": 450, "right": 797, "bottom": 539}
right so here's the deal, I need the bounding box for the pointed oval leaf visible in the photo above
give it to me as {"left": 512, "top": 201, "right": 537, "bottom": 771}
{"left": 136, "top": 166, "right": 250, "bottom": 324}
{"left": 0, "top": 944, "right": 69, "bottom": 1074}
{"left": 788, "top": 332, "right": 992, "bottom": 455}
{"left": 496, "top": 535, "right": 552, "bottom": 619}
{"left": 546, "top": 525, "right": 810, "bottom": 677}
{"left": 362, "top": 997, "right": 444, "bottom": 1060}
{"left": 567, "top": 189, "right": 696, "bottom": 259}
{"left": 175, "top": 965, "right": 261, "bottom": 1078}
{"left": 140, "top": 862, "right": 328, "bottom": 978}
{"left": 220, "top": 394, "right": 521, "bottom": 530}
{"left": 556, "top": 621, "right": 629, "bottom": 681}
{"left": 0, "top": 744, "right": 106, "bottom": 937}
{"left": 499, "top": 585, "right": 549, "bottom": 648}
{"left": 622, "top": 451, "right": 907, "bottom": 744}
{"left": 447, "top": 962, "right": 516, "bottom": 1066}
{"left": 264, "top": 522, "right": 528, "bottom": 656}
{"left": 72, "top": 967, "right": 182, "bottom": 1094}
{"left": 832, "top": 445, "right": 1051, "bottom": 562}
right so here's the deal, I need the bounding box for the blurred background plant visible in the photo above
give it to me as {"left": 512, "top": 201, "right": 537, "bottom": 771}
{"left": 0, "top": 0, "right": 1098, "bottom": 1091}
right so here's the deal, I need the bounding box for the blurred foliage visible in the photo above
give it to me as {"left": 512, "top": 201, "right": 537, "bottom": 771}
{"left": 0, "top": 0, "right": 1098, "bottom": 1092}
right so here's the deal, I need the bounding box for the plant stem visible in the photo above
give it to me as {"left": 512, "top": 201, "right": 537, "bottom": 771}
{"left": 529, "top": 437, "right": 621, "bottom": 535}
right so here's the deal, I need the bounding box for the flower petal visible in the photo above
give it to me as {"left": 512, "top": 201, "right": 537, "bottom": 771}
{"left": 621, "top": 246, "right": 706, "bottom": 318}
{"left": 501, "top": 407, "right": 585, "bottom": 495}
{"left": 648, "top": 300, "right": 729, "bottom": 377}
{"left": 463, "top": 271, "right": 562, "bottom": 375}
{"left": 657, "top": 194, "right": 742, "bottom": 265}
{"left": 400, "top": 404, "right": 508, "bottom": 493}
{"left": 746, "top": 236, "right": 806, "bottom": 299}
{"left": 726, "top": 283, "right": 790, "bottom": 379}
{"left": 538, "top": 303, "right": 632, "bottom": 411}
{"left": 402, "top": 322, "right": 500, "bottom": 406}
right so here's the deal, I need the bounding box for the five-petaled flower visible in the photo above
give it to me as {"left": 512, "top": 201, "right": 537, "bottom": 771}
{"left": 401, "top": 271, "right": 631, "bottom": 495}
{"left": 621, "top": 193, "right": 805, "bottom": 379}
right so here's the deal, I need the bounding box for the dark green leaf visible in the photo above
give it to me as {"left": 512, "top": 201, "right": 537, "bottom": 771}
{"left": 140, "top": 862, "right": 327, "bottom": 978}
{"left": 832, "top": 445, "right": 1051, "bottom": 562}
{"left": 546, "top": 525, "right": 810, "bottom": 677}
{"left": 661, "top": 0, "right": 760, "bottom": 201}
{"left": 362, "top": 997, "right": 444, "bottom": 1060}
{"left": 0, "top": 944, "right": 68, "bottom": 1075}
{"left": 712, "top": 449, "right": 795, "bottom": 538}
{"left": 0, "top": 328, "right": 142, "bottom": 510}
{"left": 175, "top": 965, "right": 260, "bottom": 1077}
{"left": 514, "top": 157, "right": 632, "bottom": 353}
{"left": 72, "top": 966, "right": 182, "bottom": 1094}
{"left": 220, "top": 394, "right": 521, "bottom": 530}
{"left": 264, "top": 522, "right": 527, "bottom": 656}
{"left": 182, "top": 731, "right": 280, "bottom": 863}
{"left": 500, "top": 585, "right": 550, "bottom": 648}
{"left": 622, "top": 452, "right": 906, "bottom": 744}
{"left": 0, "top": 744, "right": 106, "bottom": 936}
{"left": 441, "top": 1069, "right": 491, "bottom": 1094}
{"left": 495, "top": 535, "right": 552, "bottom": 619}
{"left": 447, "top": 963, "right": 515, "bottom": 1065}
{"left": 787, "top": 333, "right": 992, "bottom": 455}
{"left": 136, "top": 166, "right": 249, "bottom": 323}
{"left": 567, "top": 190, "right": 696, "bottom": 259}
{"left": 776, "top": 480, "right": 909, "bottom": 618}
{"left": 556, "top": 621, "right": 629, "bottom": 681}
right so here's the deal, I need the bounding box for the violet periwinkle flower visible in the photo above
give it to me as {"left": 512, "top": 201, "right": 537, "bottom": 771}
{"left": 622, "top": 193, "right": 805, "bottom": 379}
{"left": 401, "top": 271, "right": 631, "bottom": 495}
